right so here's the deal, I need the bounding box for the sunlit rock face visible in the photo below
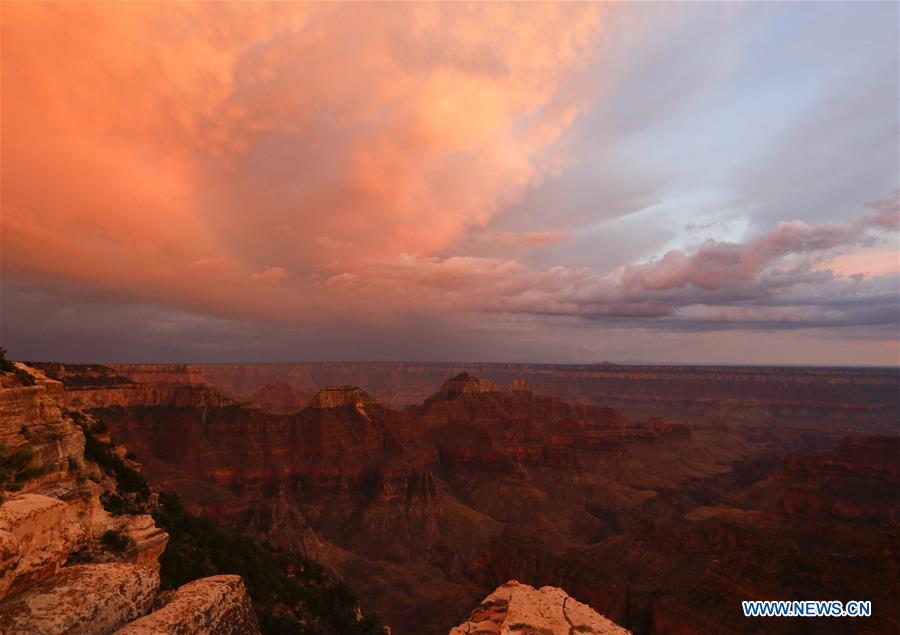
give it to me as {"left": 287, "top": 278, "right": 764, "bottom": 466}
{"left": 0, "top": 365, "right": 158, "bottom": 601}
{"left": 450, "top": 580, "right": 630, "bottom": 635}
{"left": 0, "top": 563, "right": 160, "bottom": 635}
{"left": 0, "top": 364, "right": 259, "bottom": 635}
{"left": 115, "top": 575, "right": 259, "bottom": 635}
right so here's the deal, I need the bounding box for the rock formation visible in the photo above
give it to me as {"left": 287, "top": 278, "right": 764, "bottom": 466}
{"left": 437, "top": 372, "right": 500, "bottom": 396}
{"left": 0, "top": 363, "right": 259, "bottom": 634}
{"left": 450, "top": 580, "right": 630, "bottom": 635}
{"left": 116, "top": 575, "right": 259, "bottom": 634}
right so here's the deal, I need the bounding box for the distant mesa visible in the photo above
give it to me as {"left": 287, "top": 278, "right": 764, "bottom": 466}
{"left": 438, "top": 372, "right": 500, "bottom": 395}
{"left": 310, "top": 385, "right": 376, "bottom": 409}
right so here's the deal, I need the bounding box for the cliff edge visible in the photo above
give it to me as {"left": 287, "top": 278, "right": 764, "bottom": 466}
{"left": 0, "top": 362, "right": 259, "bottom": 634}
{"left": 450, "top": 580, "right": 630, "bottom": 635}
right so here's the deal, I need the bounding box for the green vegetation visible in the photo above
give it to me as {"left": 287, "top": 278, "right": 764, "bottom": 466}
{"left": 153, "top": 491, "right": 383, "bottom": 635}
{"left": 0, "top": 443, "right": 52, "bottom": 498}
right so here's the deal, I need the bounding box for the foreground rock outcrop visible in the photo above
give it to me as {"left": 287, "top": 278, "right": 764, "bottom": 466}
{"left": 0, "top": 363, "right": 260, "bottom": 634}
{"left": 1, "top": 563, "right": 159, "bottom": 634}
{"left": 116, "top": 575, "right": 258, "bottom": 634}
{"left": 450, "top": 580, "right": 630, "bottom": 635}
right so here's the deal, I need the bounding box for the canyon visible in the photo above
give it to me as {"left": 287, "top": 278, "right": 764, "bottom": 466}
{"left": 25, "top": 361, "right": 899, "bottom": 634}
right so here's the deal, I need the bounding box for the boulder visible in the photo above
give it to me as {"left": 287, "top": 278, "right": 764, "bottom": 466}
{"left": 449, "top": 580, "right": 630, "bottom": 635}
{"left": 115, "top": 575, "right": 259, "bottom": 634}
{"left": 0, "top": 494, "right": 89, "bottom": 599}
{"left": 0, "top": 563, "right": 159, "bottom": 634}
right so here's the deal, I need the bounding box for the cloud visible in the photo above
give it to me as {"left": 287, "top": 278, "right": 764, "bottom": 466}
{"left": 250, "top": 267, "right": 288, "bottom": 284}
{"left": 622, "top": 202, "right": 896, "bottom": 294}
{"left": 355, "top": 201, "right": 898, "bottom": 330}
{"left": 489, "top": 232, "right": 570, "bottom": 247}
{"left": 865, "top": 190, "right": 900, "bottom": 231}
{"left": 1, "top": 2, "right": 897, "bottom": 364}
{"left": 2, "top": 2, "right": 604, "bottom": 318}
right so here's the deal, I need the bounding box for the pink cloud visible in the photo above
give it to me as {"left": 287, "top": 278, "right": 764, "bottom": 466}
{"left": 1, "top": 4, "right": 896, "bottom": 335}
{"left": 1, "top": 2, "right": 604, "bottom": 324}
{"left": 250, "top": 267, "right": 288, "bottom": 284}
{"left": 487, "top": 231, "right": 570, "bottom": 247}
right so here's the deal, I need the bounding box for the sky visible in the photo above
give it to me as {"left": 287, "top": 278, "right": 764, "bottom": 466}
{"left": 1, "top": 1, "right": 898, "bottom": 365}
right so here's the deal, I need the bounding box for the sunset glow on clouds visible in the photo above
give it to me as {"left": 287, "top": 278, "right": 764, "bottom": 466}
{"left": 2, "top": 1, "right": 898, "bottom": 364}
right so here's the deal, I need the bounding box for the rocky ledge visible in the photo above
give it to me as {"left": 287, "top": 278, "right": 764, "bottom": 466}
{"left": 116, "top": 575, "right": 258, "bottom": 634}
{"left": 450, "top": 580, "right": 630, "bottom": 635}
{"left": 0, "top": 363, "right": 259, "bottom": 634}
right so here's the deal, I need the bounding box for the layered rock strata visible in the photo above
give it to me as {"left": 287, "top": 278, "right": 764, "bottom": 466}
{"left": 0, "top": 364, "right": 258, "bottom": 634}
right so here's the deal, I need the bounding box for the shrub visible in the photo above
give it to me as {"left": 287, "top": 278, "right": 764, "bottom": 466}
{"left": 79, "top": 421, "right": 150, "bottom": 500}
{"left": 0, "top": 444, "right": 52, "bottom": 496}
{"left": 14, "top": 368, "right": 35, "bottom": 386}
{"left": 101, "top": 491, "right": 126, "bottom": 515}
{"left": 0, "top": 347, "right": 15, "bottom": 373}
{"left": 101, "top": 529, "right": 130, "bottom": 552}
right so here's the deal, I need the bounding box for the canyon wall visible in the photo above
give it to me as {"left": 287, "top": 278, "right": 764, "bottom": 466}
{"left": 0, "top": 364, "right": 259, "bottom": 634}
